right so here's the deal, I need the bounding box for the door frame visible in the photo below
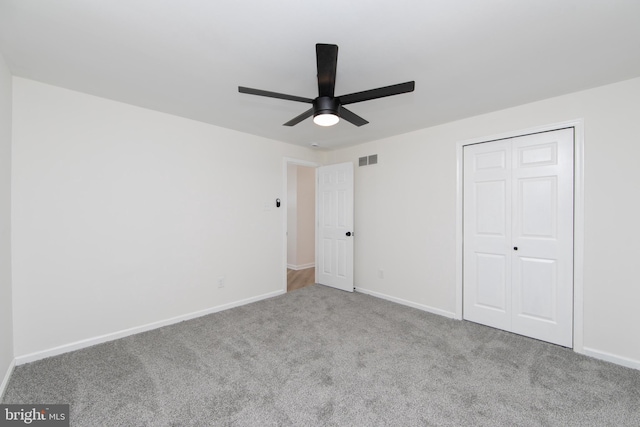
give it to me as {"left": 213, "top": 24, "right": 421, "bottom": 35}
{"left": 455, "top": 119, "right": 585, "bottom": 353}
{"left": 282, "top": 158, "right": 321, "bottom": 292}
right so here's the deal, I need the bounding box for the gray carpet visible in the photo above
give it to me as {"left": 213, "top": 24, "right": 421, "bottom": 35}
{"left": 3, "top": 285, "right": 639, "bottom": 426}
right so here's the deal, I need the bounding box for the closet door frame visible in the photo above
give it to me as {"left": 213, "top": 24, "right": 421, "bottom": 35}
{"left": 455, "top": 119, "right": 585, "bottom": 353}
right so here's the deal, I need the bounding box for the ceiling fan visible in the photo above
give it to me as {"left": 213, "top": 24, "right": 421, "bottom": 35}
{"left": 238, "top": 44, "right": 415, "bottom": 127}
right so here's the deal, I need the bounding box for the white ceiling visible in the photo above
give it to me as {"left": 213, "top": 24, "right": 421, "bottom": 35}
{"left": 1, "top": 0, "right": 639, "bottom": 150}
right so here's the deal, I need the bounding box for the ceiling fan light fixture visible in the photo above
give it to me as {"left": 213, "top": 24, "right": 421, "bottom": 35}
{"left": 312, "top": 96, "right": 340, "bottom": 127}
{"left": 238, "top": 44, "right": 415, "bottom": 128}
{"left": 313, "top": 113, "right": 339, "bottom": 126}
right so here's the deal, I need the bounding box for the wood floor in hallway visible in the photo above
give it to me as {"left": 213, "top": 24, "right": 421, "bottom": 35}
{"left": 287, "top": 267, "right": 315, "bottom": 292}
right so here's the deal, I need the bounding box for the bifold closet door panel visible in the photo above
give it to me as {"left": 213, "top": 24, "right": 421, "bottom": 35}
{"left": 463, "top": 128, "right": 574, "bottom": 347}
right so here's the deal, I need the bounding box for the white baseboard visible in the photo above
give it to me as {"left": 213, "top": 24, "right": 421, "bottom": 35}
{"left": 355, "top": 287, "right": 457, "bottom": 319}
{"left": 356, "top": 289, "right": 640, "bottom": 371}
{"left": 287, "top": 263, "right": 315, "bottom": 271}
{"left": 0, "top": 358, "right": 16, "bottom": 400}
{"left": 15, "top": 289, "right": 286, "bottom": 366}
{"left": 582, "top": 347, "right": 640, "bottom": 371}
{"left": 11, "top": 286, "right": 639, "bottom": 375}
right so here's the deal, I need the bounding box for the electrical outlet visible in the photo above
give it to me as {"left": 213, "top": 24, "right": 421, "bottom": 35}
{"left": 218, "top": 276, "right": 225, "bottom": 288}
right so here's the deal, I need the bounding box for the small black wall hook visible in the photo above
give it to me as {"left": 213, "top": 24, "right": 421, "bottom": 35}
{"left": 276, "top": 198, "right": 281, "bottom": 208}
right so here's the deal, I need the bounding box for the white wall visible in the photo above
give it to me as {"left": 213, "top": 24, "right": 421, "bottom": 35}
{"left": 295, "top": 166, "right": 315, "bottom": 267}
{"left": 11, "top": 78, "right": 321, "bottom": 358}
{"left": 286, "top": 163, "right": 297, "bottom": 267}
{"left": 327, "top": 77, "right": 640, "bottom": 366}
{"left": 0, "top": 53, "right": 14, "bottom": 393}
{"left": 286, "top": 165, "right": 315, "bottom": 270}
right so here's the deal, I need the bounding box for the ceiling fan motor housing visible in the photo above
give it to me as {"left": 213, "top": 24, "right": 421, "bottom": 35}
{"left": 313, "top": 96, "right": 340, "bottom": 118}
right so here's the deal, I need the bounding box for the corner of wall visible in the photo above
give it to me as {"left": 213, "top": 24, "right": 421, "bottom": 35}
{"left": 0, "top": 51, "right": 15, "bottom": 401}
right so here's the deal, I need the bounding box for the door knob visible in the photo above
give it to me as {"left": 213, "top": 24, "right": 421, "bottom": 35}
{"left": 513, "top": 247, "right": 518, "bottom": 251}
{"left": 346, "top": 232, "right": 352, "bottom": 237}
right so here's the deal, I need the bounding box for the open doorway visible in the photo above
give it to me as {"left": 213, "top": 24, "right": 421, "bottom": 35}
{"left": 286, "top": 161, "right": 317, "bottom": 292}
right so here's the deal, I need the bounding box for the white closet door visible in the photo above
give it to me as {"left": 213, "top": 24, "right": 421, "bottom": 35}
{"left": 463, "top": 141, "right": 512, "bottom": 331}
{"left": 463, "top": 128, "right": 574, "bottom": 347}
{"left": 510, "top": 129, "right": 574, "bottom": 346}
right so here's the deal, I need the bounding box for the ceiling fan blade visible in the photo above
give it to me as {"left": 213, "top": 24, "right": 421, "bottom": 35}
{"left": 339, "top": 81, "right": 415, "bottom": 105}
{"left": 238, "top": 86, "right": 313, "bottom": 103}
{"left": 339, "top": 107, "right": 369, "bottom": 127}
{"left": 316, "top": 44, "right": 338, "bottom": 97}
{"left": 283, "top": 108, "right": 314, "bottom": 126}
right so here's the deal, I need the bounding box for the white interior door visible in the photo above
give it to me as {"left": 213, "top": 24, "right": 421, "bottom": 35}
{"left": 463, "top": 128, "right": 574, "bottom": 347}
{"left": 316, "top": 162, "right": 354, "bottom": 292}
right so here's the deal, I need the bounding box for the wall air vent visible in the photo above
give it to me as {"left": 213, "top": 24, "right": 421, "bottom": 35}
{"left": 359, "top": 154, "right": 378, "bottom": 167}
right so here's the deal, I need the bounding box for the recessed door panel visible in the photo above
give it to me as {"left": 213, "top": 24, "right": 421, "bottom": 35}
{"left": 518, "top": 143, "right": 558, "bottom": 167}
{"left": 322, "top": 238, "right": 332, "bottom": 274}
{"left": 323, "top": 172, "right": 333, "bottom": 185}
{"left": 475, "top": 150, "right": 507, "bottom": 171}
{"left": 475, "top": 181, "right": 507, "bottom": 236}
{"left": 516, "top": 257, "right": 557, "bottom": 322}
{"left": 322, "top": 191, "right": 333, "bottom": 227}
{"left": 337, "top": 239, "right": 347, "bottom": 278}
{"left": 475, "top": 253, "right": 507, "bottom": 311}
{"left": 518, "top": 177, "right": 557, "bottom": 239}
{"left": 337, "top": 189, "right": 347, "bottom": 228}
